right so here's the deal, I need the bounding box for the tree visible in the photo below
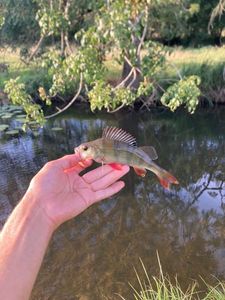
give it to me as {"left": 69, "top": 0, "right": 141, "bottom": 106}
{"left": 209, "top": 0, "right": 225, "bottom": 40}
{"left": 188, "top": 0, "right": 225, "bottom": 46}
{"left": 0, "top": 16, "right": 4, "bottom": 29}
{"left": 0, "top": 0, "right": 39, "bottom": 44}
{"left": 4, "top": 0, "right": 201, "bottom": 127}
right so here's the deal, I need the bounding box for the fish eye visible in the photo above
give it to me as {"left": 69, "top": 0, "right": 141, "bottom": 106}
{"left": 82, "top": 145, "right": 88, "bottom": 151}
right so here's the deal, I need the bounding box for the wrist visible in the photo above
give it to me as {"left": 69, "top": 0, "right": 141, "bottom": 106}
{"left": 20, "top": 191, "right": 56, "bottom": 235}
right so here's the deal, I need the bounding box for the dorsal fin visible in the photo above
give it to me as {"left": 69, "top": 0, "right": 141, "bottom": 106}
{"left": 139, "top": 146, "right": 158, "bottom": 160}
{"left": 102, "top": 127, "right": 137, "bottom": 147}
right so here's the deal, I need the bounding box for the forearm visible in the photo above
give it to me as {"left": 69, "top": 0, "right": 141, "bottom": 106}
{"left": 0, "top": 192, "right": 54, "bottom": 300}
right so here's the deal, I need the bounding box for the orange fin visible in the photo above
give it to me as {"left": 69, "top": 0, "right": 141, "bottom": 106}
{"left": 64, "top": 165, "right": 78, "bottom": 173}
{"left": 158, "top": 177, "right": 170, "bottom": 189}
{"left": 108, "top": 163, "right": 123, "bottom": 170}
{"left": 133, "top": 167, "right": 147, "bottom": 177}
{"left": 64, "top": 161, "right": 88, "bottom": 173}
{"left": 157, "top": 171, "right": 179, "bottom": 190}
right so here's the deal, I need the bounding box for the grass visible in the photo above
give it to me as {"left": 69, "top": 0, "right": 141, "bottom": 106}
{"left": 167, "top": 46, "right": 225, "bottom": 65}
{"left": 0, "top": 47, "right": 50, "bottom": 93}
{"left": 119, "top": 253, "right": 225, "bottom": 300}
{"left": 1, "top": 45, "right": 225, "bottom": 101}
{"left": 105, "top": 46, "right": 225, "bottom": 105}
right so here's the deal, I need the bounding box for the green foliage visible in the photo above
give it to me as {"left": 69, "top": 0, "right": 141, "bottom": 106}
{"left": 1, "top": 0, "right": 211, "bottom": 122}
{"left": 137, "top": 80, "right": 154, "bottom": 97}
{"left": 4, "top": 78, "right": 45, "bottom": 128}
{"left": 187, "top": 0, "right": 225, "bottom": 46}
{"left": 142, "top": 41, "right": 166, "bottom": 77}
{"left": 0, "top": 0, "right": 39, "bottom": 44}
{"left": 161, "top": 76, "right": 201, "bottom": 114}
{"left": 120, "top": 257, "right": 225, "bottom": 300}
{"left": 36, "top": 6, "right": 68, "bottom": 37}
{"left": 0, "top": 15, "right": 4, "bottom": 28}
{"left": 42, "top": 41, "right": 105, "bottom": 97}
{"left": 0, "top": 0, "right": 224, "bottom": 46}
{"left": 88, "top": 80, "right": 136, "bottom": 111}
{"left": 88, "top": 80, "right": 112, "bottom": 111}
{"left": 148, "top": 0, "right": 192, "bottom": 43}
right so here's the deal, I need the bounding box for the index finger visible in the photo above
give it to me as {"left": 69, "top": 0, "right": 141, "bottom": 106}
{"left": 82, "top": 164, "right": 114, "bottom": 183}
{"left": 56, "top": 154, "right": 92, "bottom": 170}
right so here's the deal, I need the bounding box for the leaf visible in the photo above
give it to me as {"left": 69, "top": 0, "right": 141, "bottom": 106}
{"left": 1, "top": 113, "right": 13, "bottom": 119}
{"left": 5, "top": 129, "right": 20, "bottom": 135}
{"left": 0, "top": 124, "right": 9, "bottom": 131}
{"left": 51, "top": 127, "right": 63, "bottom": 131}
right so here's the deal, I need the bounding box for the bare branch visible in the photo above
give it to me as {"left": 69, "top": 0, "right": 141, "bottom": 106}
{"left": 208, "top": 0, "right": 225, "bottom": 32}
{"left": 45, "top": 74, "right": 83, "bottom": 119}
{"left": 115, "top": 68, "right": 135, "bottom": 89}
{"left": 107, "top": 102, "right": 125, "bottom": 113}
{"left": 27, "top": 35, "right": 45, "bottom": 63}
{"left": 124, "top": 56, "right": 142, "bottom": 74}
{"left": 64, "top": 0, "right": 73, "bottom": 55}
{"left": 127, "top": 68, "right": 137, "bottom": 88}
{"left": 167, "top": 61, "right": 183, "bottom": 80}
{"left": 137, "top": 7, "right": 149, "bottom": 57}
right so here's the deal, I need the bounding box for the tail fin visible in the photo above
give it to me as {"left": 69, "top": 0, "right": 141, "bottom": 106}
{"left": 155, "top": 167, "right": 179, "bottom": 190}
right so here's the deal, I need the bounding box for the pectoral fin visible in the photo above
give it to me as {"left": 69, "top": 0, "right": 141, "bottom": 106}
{"left": 133, "top": 167, "right": 147, "bottom": 177}
{"left": 108, "top": 163, "right": 123, "bottom": 170}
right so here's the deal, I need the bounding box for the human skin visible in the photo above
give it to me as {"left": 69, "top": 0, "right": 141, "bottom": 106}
{"left": 0, "top": 154, "right": 130, "bottom": 300}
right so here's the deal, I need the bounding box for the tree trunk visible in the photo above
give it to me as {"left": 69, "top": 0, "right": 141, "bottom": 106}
{"left": 60, "top": 31, "right": 65, "bottom": 58}
{"left": 121, "top": 59, "right": 142, "bottom": 90}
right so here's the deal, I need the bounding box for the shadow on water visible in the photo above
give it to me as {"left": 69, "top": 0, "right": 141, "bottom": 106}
{"left": 1, "top": 107, "right": 225, "bottom": 299}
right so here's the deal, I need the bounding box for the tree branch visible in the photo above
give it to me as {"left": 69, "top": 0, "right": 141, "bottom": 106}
{"left": 168, "top": 61, "right": 183, "bottom": 80}
{"left": 64, "top": 0, "right": 73, "bottom": 55}
{"left": 27, "top": 35, "right": 45, "bottom": 63}
{"left": 127, "top": 68, "right": 137, "bottom": 88}
{"left": 208, "top": 0, "right": 225, "bottom": 32}
{"left": 137, "top": 7, "right": 149, "bottom": 57}
{"left": 45, "top": 74, "right": 83, "bottom": 119}
{"left": 107, "top": 102, "right": 125, "bottom": 113}
{"left": 115, "top": 67, "right": 135, "bottom": 89}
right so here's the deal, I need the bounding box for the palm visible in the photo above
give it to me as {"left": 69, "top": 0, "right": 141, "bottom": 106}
{"left": 28, "top": 155, "right": 129, "bottom": 228}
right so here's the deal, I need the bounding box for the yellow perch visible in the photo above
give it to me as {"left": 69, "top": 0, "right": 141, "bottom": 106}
{"left": 75, "top": 127, "right": 179, "bottom": 189}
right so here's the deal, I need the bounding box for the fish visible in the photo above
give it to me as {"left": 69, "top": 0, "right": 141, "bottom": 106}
{"left": 74, "top": 127, "right": 179, "bottom": 190}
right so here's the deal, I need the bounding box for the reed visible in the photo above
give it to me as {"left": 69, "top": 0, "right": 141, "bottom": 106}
{"left": 119, "top": 252, "right": 225, "bottom": 300}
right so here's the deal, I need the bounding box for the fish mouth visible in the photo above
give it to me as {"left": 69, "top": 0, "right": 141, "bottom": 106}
{"left": 74, "top": 147, "right": 82, "bottom": 159}
{"left": 74, "top": 146, "right": 90, "bottom": 160}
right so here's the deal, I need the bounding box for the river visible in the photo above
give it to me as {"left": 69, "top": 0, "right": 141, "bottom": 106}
{"left": 0, "top": 107, "right": 225, "bottom": 299}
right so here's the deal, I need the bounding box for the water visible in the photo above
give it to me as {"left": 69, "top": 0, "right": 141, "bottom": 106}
{"left": 0, "top": 107, "right": 225, "bottom": 299}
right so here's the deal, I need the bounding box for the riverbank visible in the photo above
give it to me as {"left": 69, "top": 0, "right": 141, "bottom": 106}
{"left": 121, "top": 258, "right": 225, "bottom": 300}
{"left": 1, "top": 46, "right": 225, "bottom": 107}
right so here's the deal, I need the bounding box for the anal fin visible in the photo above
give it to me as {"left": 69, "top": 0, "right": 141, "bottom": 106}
{"left": 133, "top": 167, "right": 147, "bottom": 177}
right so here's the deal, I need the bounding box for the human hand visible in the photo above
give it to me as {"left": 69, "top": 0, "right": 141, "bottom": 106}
{"left": 26, "top": 154, "right": 129, "bottom": 230}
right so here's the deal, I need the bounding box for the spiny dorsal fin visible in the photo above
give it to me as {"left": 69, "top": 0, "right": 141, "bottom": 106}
{"left": 139, "top": 146, "right": 158, "bottom": 160}
{"left": 103, "top": 127, "right": 137, "bottom": 147}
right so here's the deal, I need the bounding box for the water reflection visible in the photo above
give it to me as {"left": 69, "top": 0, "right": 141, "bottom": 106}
{"left": 0, "top": 107, "right": 225, "bottom": 299}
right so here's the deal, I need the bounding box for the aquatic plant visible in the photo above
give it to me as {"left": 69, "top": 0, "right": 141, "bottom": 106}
{"left": 0, "top": 104, "right": 40, "bottom": 135}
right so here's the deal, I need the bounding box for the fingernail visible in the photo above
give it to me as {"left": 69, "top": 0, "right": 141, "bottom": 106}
{"left": 117, "top": 181, "right": 125, "bottom": 189}
{"left": 122, "top": 165, "right": 130, "bottom": 172}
